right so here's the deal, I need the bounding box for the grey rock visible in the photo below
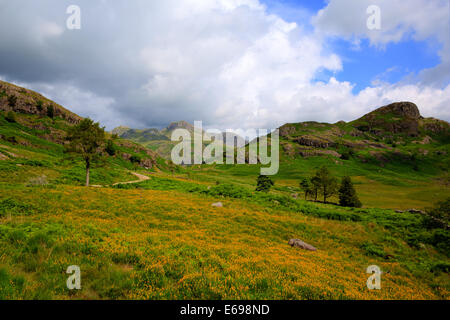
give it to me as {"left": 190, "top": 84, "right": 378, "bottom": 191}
{"left": 212, "top": 202, "right": 223, "bottom": 208}
{"left": 288, "top": 239, "right": 317, "bottom": 251}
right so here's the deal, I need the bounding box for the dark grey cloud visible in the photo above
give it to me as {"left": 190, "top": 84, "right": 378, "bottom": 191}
{"left": 0, "top": 0, "right": 448, "bottom": 130}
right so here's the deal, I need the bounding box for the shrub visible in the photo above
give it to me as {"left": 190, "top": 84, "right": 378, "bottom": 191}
{"left": 424, "top": 198, "right": 449, "bottom": 229}
{"left": 430, "top": 262, "right": 450, "bottom": 274}
{"left": 46, "top": 105, "right": 54, "bottom": 118}
{"left": 360, "top": 242, "right": 385, "bottom": 258}
{"left": 105, "top": 139, "right": 117, "bottom": 156}
{"left": 206, "top": 183, "right": 251, "bottom": 199}
{"left": 6, "top": 135, "right": 17, "bottom": 144}
{"left": 0, "top": 198, "right": 32, "bottom": 218}
{"left": 36, "top": 100, "right": 43, "bottom": 111}
{"left": 7, "top": 95, "right": 17, "bottom": 107}
{"left": 256, "top": 175, "right": 274, "bottom": 192}
{"left": 5, "top": 111, "right": 16, "bottom": 123}
{"left": 130, "top": 155, "right": 141, "bottom": 164}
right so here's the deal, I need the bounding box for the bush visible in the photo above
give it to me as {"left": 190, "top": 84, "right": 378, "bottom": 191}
{"left": 256, "top": 175, "right": 274, "bottom": 192}
{"left": 46, "top": 105, "right": 54, "bottom": 118}
{"left": 425, "top": 198, "right": 449, "bottom": 229}
{"left": 0, "top": 198, "right": 32, "bottom": 218}
{"left": 430, "top": 262, "right": 450, "bottom": 274}
{"left": 36, "top": 100, "right": 43, "bottom": 111}
{"left": 5, "top": 111, "right": 16, "bottom": 123}
{"left": 360, "top": 242, "right": 386, "bottom": 258}
{"left": 130, "top": 155, "right": 141, "bottom": 164}
{"left": 105, "top": 140, "right": 117, "bottom": 156}
{"left": 205, "top": 183, "right": 251, "bottom": 199}
{"left": 7, "top": 95, "right": 17, "bottom": 107}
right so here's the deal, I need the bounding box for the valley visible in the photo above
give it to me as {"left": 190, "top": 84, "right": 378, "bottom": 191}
{"left": 0, "top": 80, "right": 448, "bottom": 300}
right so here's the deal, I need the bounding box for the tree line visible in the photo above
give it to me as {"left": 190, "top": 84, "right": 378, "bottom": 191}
{"left": 255, "top": 166, "right": 362, "bottom": 208}
{"left": 300, "top": 166, "right": 362, "bottom": 208}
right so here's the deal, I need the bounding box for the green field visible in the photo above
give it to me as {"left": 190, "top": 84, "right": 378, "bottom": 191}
{"left": 0, "top": 94, "right": 449, "bottom": 300}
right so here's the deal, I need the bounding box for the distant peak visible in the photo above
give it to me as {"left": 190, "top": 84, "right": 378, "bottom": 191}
{"left": 369, "top": 102, "right": 421, "bottom": 119}
{"left": 166, "top": 121, "right": 194, "bottom": 132}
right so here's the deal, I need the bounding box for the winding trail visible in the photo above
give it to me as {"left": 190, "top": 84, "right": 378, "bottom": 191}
{"left": 112, "top": 172, "right": 150, "bottom": 186}
{"left": 90, "top": 172, "right": 150, "bottom": 188}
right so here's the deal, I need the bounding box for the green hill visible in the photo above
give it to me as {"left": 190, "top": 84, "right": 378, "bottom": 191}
{"left": 0, "top": 81, "right": 449, "bottom": 300}
{"left": 0, "top": 80, "right": 175, "bottom": 186}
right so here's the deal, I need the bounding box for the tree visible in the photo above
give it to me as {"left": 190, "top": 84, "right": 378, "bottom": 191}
{"left": 65, "top": 118, "right": 106, "bottom": 187}
{"left": 310, "top": 175, "right": 320, "bottom": 201}
{"left": 256, "top": 175, "right": 274, "bottom": 192}
{"left": 338, "top": 176, "right": 362, "bottom": 208}
{"left": 105, "top": 139, "right": 117, "bottom": 156}
{"left": 300, "top": 178, "right": 311, "bottom": 200}
{"left": 314, "top": 166, "right": 338, "bottom": 203}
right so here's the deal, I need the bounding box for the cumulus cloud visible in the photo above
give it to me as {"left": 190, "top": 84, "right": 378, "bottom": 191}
{"left": 0, "top": 0, "right": 448, "bottom": 132}
{"left": 313, "top": 0, "right": 450, "bottom": 86}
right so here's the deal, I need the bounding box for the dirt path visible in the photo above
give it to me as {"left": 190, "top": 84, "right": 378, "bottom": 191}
{"left": 112, "top": 172, "right": 150, "bottom": 186}
{"left": 90, "top": 172, "right": 150, "bottom": 188}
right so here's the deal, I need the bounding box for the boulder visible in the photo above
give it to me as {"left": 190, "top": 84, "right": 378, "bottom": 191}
{"left": 288, "top": 239, "right": 317, "bottom": 251}
{"left": 212, "top": 202, "right": 223, "bottom": 208}
{"left": 408, "top": 209, "right": 426, "bottom": 215}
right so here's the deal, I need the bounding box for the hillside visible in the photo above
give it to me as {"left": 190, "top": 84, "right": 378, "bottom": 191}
{"left": 0, "top": 81, "right": 449, "bottom": 300}
{"left": 113, "top": 102, "right": 449, "bottom": 209}
{"left": 113, "top": 122, "right": 245, "bottom": 160}
{"left": 0, "top": 81, "right": 175, "bottom": 186}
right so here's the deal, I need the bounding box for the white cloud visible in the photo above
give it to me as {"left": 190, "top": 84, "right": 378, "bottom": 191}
{"left": 0, "top": 0, "right": 448, "bottom": 132}
{"left": 313, "top": 0, "right": 450, "bottom": 86}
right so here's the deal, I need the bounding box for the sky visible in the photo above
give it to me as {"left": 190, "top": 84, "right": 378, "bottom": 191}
{"left": 0, "top": 0, "right": 449, "bottom": 131}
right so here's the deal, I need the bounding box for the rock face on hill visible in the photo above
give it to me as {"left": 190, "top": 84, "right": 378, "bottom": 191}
{"left": 352, "top": 102, "right": 423, "bottom": 136}
{"left": 278, "top": 102, "right": 449, "bottom": 164}
{"left": 375, "top": 102, "right": 421, "bottom": 119}
{"left": 0, "top": 80, "right": 81, "bottom": 124}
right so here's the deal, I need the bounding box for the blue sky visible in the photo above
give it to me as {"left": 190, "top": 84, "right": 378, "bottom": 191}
{"left": 263, "top": 0, "right": 444, "bottom": 94}
{"left": 0, "top": 0, "right": 448, "bottom": 129}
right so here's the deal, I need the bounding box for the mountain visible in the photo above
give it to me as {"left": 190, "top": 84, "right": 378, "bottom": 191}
{"left": 278, "top": 102, "right": 449, "bottom": 166}
{"left": 1, "top": 81, "right": 449, "bottom": 300}
{"left": 113, "top": 121, "right": 245, "bottom": 159}
{"left": 0, "top": 80, "right": 174, "bottom": 186}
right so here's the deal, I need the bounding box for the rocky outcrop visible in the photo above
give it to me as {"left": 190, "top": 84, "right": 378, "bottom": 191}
{"left": 353, "top": 102, "right": 423, "bottom": 137}
{"left": 378, "top": 102, "right": 421, "bottom": 119}
{"left": 298, "top": 149, "right": 341, "bottom": 158}
{"left": 288, "top": 239, "right": 317, "bottom": 251}
{"left": 0, "top": 80, "right": 81, "bottom": 124}
{"left": 293, "top": 136, "right": 336, "bottom": 149}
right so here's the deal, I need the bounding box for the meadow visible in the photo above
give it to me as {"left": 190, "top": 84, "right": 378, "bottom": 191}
{"left": 0, "top": 172, "right": 449, "bottom": 300}
{"left": 0, "top": 109, "right": 449, "bottom": 300}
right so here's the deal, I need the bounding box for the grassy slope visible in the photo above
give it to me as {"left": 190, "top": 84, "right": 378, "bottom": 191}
{"left": 0, "top": 181, "right": 449, "bottom": 300}
{"left": 0, "top": 108, "right": 449, "bottom": 300}
{"left": 0, "top": 166, "right": 449, "bottom": 299}
{"left": 0, "top": 111, "right": 173, "bottom": 186}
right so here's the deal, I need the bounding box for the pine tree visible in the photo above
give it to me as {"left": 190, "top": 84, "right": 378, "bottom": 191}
{"left": 300, "top": 178, "right": 311, "bottom": 200}
{"left": 256, "top": 175, "right": 274, "bottom": 192}
{"left": 338, "top": 176, "right": 362, "bottom": 208}
{"left": 314, "top": 166, "right": 338, "bottom": 203}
